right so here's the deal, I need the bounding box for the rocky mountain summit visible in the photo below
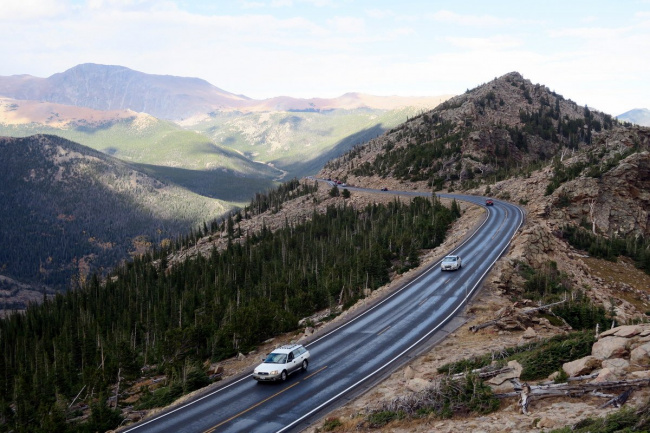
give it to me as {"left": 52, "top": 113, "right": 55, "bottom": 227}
{"left": 324, "top": 71, "right": 616, "bottom": 189}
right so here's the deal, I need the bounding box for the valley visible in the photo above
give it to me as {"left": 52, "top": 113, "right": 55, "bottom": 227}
{"left": 1, "top": 67, "right": 650, "bottom": 433}
{"left": 0, "top": 65, "right": 448, "bottom": 309}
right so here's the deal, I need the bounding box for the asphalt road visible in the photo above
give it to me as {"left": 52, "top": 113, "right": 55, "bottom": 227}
{"left": 123, "top": 186, "right": 524, "bottom": 433}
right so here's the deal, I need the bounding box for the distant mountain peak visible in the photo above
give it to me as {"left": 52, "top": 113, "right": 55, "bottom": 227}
{"left": 617, "top": 108, "right": 650, "bottom": 126}
{"left": 0, "top": 64, "right": 450, "bottom": 120}
{"left": 0, "top": 64, "right": 250, "bottom": 120}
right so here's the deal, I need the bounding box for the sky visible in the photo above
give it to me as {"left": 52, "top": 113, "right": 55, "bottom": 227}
{"left": 0, "top": 0, "right": 649, "bottom": 116}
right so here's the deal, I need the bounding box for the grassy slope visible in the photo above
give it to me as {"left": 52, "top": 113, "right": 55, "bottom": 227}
{"left": 192, "top": 107, "right": 428, "bottom": 178}
{"left": 0, "top": 118, "right": 279, "bottom": 204}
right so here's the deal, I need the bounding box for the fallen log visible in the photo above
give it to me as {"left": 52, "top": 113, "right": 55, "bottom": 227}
{"left": 495, "top": 377, "right": 650, "bottom": 413}
{"left": 469, "top": 300, "right": 567, "bottom": 332}
{"left": 451, "top": 366, "right": 513, "bottom": 380}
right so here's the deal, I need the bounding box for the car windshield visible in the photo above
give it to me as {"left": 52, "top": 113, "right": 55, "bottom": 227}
{"left": 263, "top": 353, "right": 287, "bottom": 364}
{"left": 443, "top": 256, "right": 457, "bottom": 262}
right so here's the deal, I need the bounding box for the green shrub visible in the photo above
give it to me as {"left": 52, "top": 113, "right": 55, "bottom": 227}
{"left": 440, "top": 332, "right": 594, "bottom": 382}
{"left": 513, "top": 332, "right": 594, "bottom": 380}
{"left": 548, "top": 405, "right": 648, "bottom": 433}
{"left": 553, "top": 368, "right": 569, "bottom": 383}
{"left": 552, "top": 292, "right": 614, "bottom": 330}
{"left": 322, "top": 417, "right": 343, "bottom": 431}
{"left": 135, "top": 382, "right": 184, "bottom": 410}
{"left": 366, "top": 410, "right": 404, "bottom": 428}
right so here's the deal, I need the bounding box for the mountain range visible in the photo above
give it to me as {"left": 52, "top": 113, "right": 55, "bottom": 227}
{"left": 0, "top": 63, "right": 449, "bottom": 121}
{"left": 0, "top": 64, "right": 451, "bottom": 183}
{"left": 1, "top": 68, "right": 650, "bottom": 432}
{"left": 0, "top": 64, "right": 450, "bottom": 310}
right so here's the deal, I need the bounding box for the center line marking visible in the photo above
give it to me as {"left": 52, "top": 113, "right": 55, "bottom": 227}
{"left": 203, "top": 382, "right": 300, "bottom": 433}
{"left": 418, "top": 297, "right": 429, "bottom": 306}
{"left": 303, "top": 365, "right": 327, "bottom": 380}
{"left": 377, "top": 325, "right": 391, "bottom": 336}
{"left": 491, "top": 209, "right": 508, "bottom": 240}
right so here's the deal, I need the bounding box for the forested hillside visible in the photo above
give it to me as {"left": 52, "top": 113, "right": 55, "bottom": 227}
{"left": 325, "top": 72, "right": 619, "bottom": 189}
{"left": 0, "top": 135, "right": 227, "bottom": 299}
{"left": 0, "top": 179, "right": 458, "bottom": 432}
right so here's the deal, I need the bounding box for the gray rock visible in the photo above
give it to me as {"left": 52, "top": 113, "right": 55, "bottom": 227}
{"left": 563, "top": 356, "right": 601, "bottom": 377}
{"left": 591, "top": 336, "right": 629, "bottom": 360}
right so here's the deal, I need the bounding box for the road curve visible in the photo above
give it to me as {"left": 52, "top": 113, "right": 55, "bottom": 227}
{"left": 122, "top": 186, "right": 524, "bottom": 433}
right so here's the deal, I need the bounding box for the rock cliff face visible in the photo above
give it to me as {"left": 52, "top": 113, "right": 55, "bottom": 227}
{"left": 556, "top": 147, "right": 650, "bottom": 237}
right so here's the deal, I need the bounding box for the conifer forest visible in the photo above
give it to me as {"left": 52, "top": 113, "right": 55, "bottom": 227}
{"left": 0, "top": 184, "right": 458, "bottom": 433}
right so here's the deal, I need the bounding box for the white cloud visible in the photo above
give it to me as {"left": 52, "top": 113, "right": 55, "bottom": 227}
{"left": 444, "top": 35, "right": 523, "bottom": 51}
{"left": 239, "top": 1, "right": 266, "bottom": 10}
{"left": 299, "top": 0, "right": 336, "bottom": 7}
{"left": 365, "top": 8, "right": 394, "bottom": 19}
{"left": 270, "top": 0, "right": 293, "bottom": 6}
{"left": 327, "top": 16, "right": 365, "bottom": 34}
{"left": 429, "top": 10, "right": 514, "bottom": 27}
{"left": 0, "top": 0, "right": 66, "bottom": 20}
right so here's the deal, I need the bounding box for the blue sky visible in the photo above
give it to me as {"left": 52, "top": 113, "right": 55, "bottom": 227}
{"left": 1, "top": 0, "right": 649, "bottom": 115}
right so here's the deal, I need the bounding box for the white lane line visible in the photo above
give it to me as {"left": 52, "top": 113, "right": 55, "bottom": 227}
{"left": 276, "top": 203, "right": 524, "bottom": 433}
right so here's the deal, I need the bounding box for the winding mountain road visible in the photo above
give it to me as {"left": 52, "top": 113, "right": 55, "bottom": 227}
{"left": 123, "top": 187, "right": 524, "bottom": 433}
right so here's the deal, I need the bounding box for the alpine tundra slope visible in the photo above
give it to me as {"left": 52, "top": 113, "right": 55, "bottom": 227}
{"left": 122, "top": 186, "right": 524, "bottom": 433}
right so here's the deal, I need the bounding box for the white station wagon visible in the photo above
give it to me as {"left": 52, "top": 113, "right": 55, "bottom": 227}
{"left": 253, "top": 344, "right": 310, "bottom": 382}
{"left": 441, "top": 255, "right": 462, "bottom": 271}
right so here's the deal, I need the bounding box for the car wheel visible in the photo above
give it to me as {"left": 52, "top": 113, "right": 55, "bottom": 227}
{"left": 301, "top": 360, "right": 308, "bottom": 372}
{"left": 280, "top": 370, "right": 288, "bottom": 382}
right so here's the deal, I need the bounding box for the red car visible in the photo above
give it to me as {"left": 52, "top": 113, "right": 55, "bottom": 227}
{"left": 485, "top": 199, "right": 494, "bottom": 206}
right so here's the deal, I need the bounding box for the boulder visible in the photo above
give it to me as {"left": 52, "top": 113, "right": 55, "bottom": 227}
{"left": 630, "top": 370, "right": 650, "bottom": 379}
{"left": 491, "top": 379, "right": 517, "bottom": 394}
{"left": 404, "top": 366, "right": 417, "bottom": 380}
{"left": 537, "top": 416, "right": 559, "bottom": 429}
{"left": 562, "top": 356, "right": 601, "bottom": 377}
{"left": 592, "top": 368, "right": 618, "bottom": 383}
{"left": 488, "top": 360, "right": 523, "bottom": 386}
{"left": 406, "top": 377, "right": 430, "bottom": 393}
{"left": 630, "top": 342, "right": 650, "bottom": 367}
{"left": 522, "top": 327, "right": 537, "bottom": 339}
{"left": 601, "top": 358, "right": 629, "bottom": 377}
{"left": 600, "top": 324, "right": 646, "bottom": 339}
{"left": 591, "top": 336, "right": 629, "bottom": 360}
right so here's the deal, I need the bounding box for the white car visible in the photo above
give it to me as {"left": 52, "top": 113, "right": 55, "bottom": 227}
{"left": 441, "top": 255, "right": 462, "bottom": 271}
{"left": 253, "top": 344, "right": 310, "bottom": 382}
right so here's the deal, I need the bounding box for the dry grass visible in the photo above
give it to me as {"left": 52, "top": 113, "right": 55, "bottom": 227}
{"left": 582, "top": 256, "right": 650, "bottom": 313}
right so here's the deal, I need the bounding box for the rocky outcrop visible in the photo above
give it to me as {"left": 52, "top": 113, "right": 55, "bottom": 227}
{"left": 560, "top": 324, "right": 650, "bottom": 381}
{"left": 563, "top": 356, "right": 602, "bottom": 377}
{"left": 592, "top": 336, "right": 631, "bottom": 360}
{"left": 555, "top": 130, "right": 650, "bottom": 237}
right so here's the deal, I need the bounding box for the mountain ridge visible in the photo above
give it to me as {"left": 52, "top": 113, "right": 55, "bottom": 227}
{"left": 0, "top": 63, "right": 450, "bottom": 120}
{"left": 618, "top": 107, "right": 650, "bottom": 126}
{"left": 0, "top": 134, "right": 228, "bottom": 309}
